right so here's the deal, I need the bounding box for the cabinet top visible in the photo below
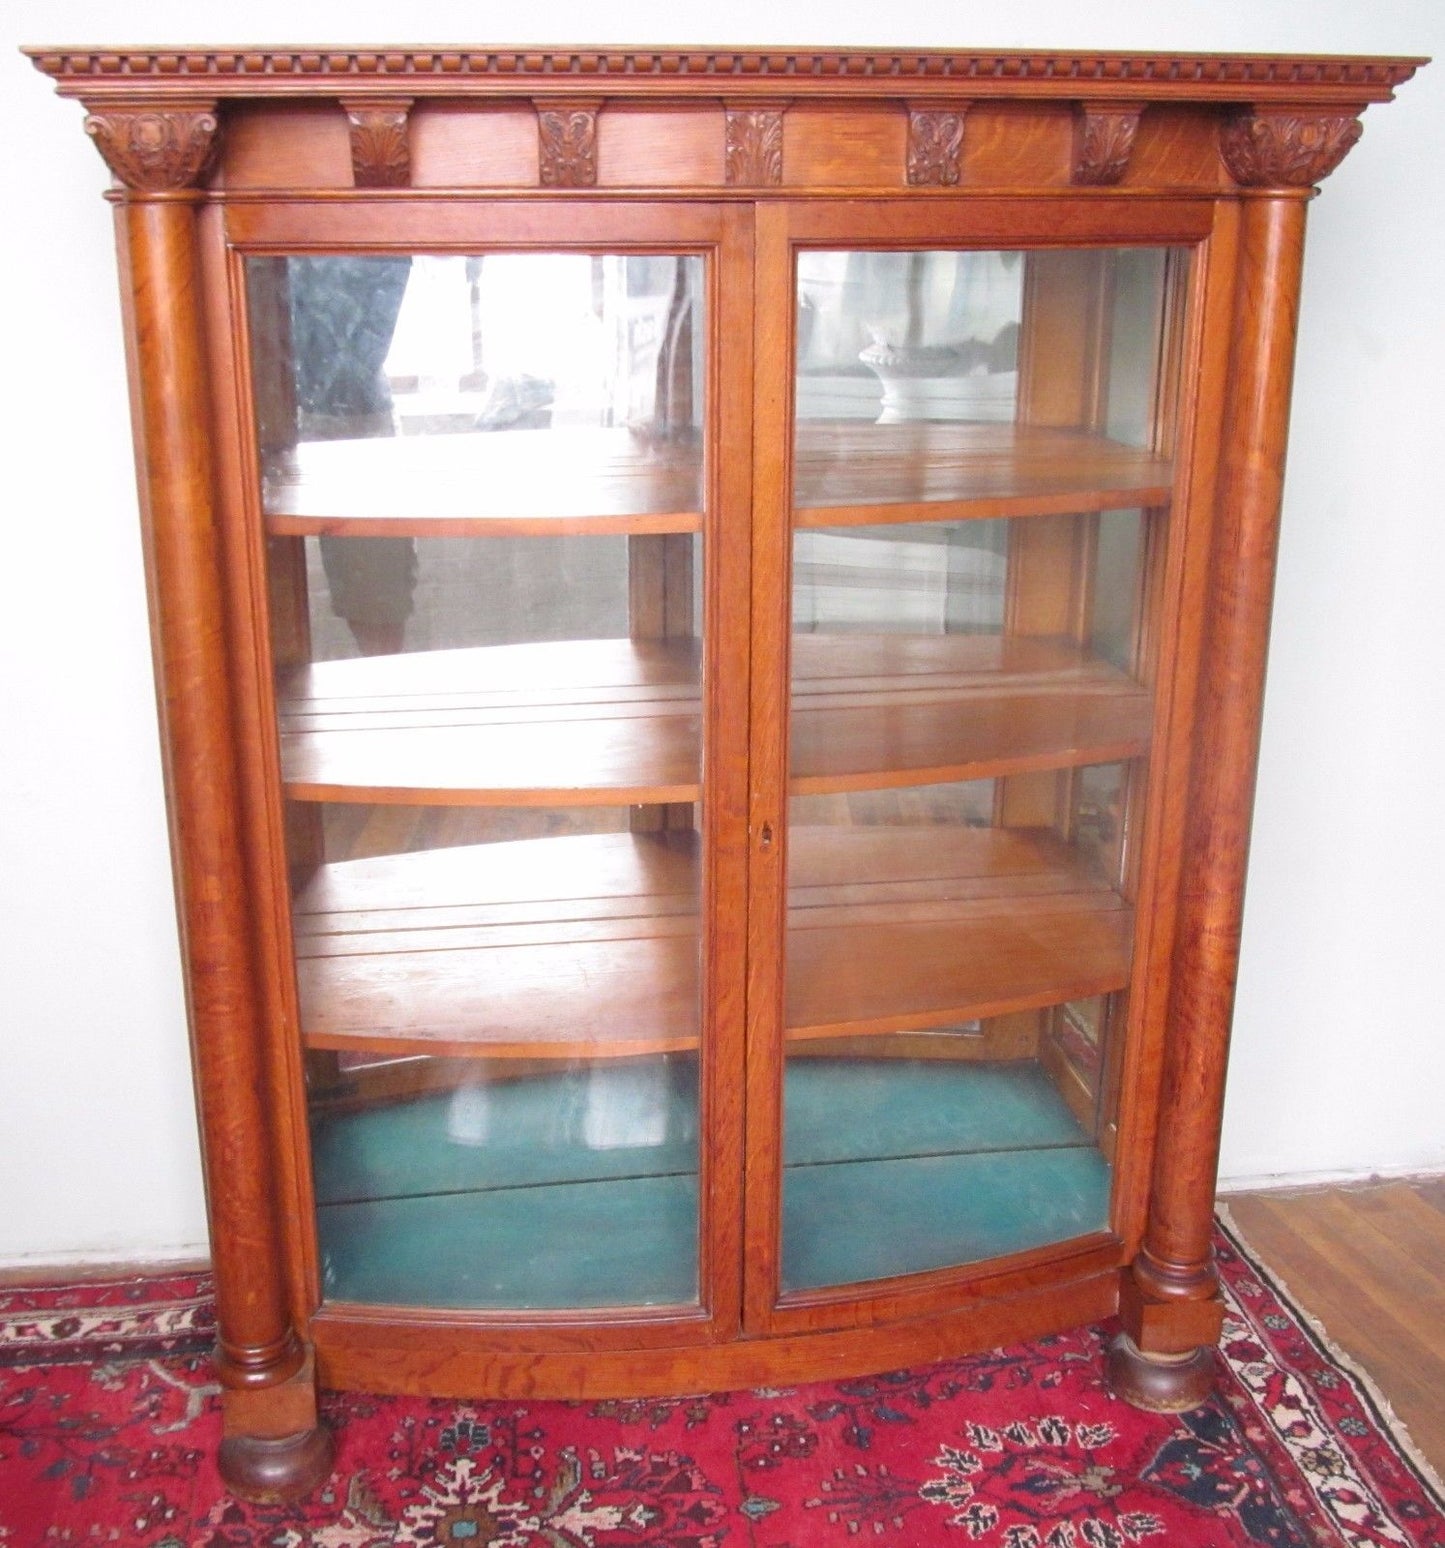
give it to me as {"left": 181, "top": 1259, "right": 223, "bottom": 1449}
{"left": 26, "top": 46, "right": 1424, "bottom": 105}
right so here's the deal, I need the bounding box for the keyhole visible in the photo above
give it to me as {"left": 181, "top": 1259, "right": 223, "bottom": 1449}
{"left": 759, "top": 821, "right": 774, "bottom": 852}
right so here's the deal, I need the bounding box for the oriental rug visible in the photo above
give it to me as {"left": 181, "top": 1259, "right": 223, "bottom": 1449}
{"left": 1, "top": 1220, "right": 1441, "bottom": 1547}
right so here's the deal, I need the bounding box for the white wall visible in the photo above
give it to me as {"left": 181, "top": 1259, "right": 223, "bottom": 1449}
{"left": 2, "top": 0, "right": 1441, "bottom": 1266}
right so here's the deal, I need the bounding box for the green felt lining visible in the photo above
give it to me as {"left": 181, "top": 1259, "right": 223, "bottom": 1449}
{"left": 312, "top": 1057, "right": 1109, "bottom": 1308}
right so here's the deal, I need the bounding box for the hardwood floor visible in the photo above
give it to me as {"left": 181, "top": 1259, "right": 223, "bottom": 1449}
{"left": 1224, "top": 1178, "right": 1445, "bottom": 1482}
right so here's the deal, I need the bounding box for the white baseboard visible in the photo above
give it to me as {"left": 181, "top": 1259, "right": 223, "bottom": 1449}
{"left": 1218, "top": 1161, "right": 1445, "bottom": 1195}
{"left": 0, "top": 1242, "right": 211, "bottom": 1281}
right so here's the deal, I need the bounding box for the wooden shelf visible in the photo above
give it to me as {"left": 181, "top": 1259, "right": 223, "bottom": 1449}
{"left": 278, "top": 634, "right": 1148, "bottom": 804}
{"left": 295, "top": 831, "right": 700, "bottom": 1060}
{"left": 278, "top": 638, "right": 702, "bottom": 806}
{"left": 790, "top": 634, "right": 1151, "bottom": 793}
{"left": 259, "top": 422, "right": 1167, "bottom": 537}
{"left": 786, "top": 826, "right": 1131, "bottom": 1039}
{"left": 294, "top": 825, "right": 1129, "bottom": 1060}
{"left": 262, "top": 426, "right": 703, "bottom": 537}
{"left": 794, "top": 421, "right": 1173, "bottom": 526}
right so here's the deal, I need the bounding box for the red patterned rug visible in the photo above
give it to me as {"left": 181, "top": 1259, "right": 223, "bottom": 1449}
{"left": 2, "top": 1219, "right": 1441, "bottom": 1547}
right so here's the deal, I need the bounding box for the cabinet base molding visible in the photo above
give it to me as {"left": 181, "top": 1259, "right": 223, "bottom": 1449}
{"left": 311, "top": 1268, "right": 1120, "bottom": 1401}
{"left": 1105, "top": 1333, "right": 1217, "bottom": 1413}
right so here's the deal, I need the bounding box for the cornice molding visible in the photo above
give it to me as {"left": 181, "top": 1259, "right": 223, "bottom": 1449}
{"left": 29, "top": 47, "right": 1422, "bottom": 107}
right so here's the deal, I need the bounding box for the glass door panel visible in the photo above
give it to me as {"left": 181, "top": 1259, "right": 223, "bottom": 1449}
{"left": 247, "top": 252, "right": 707, "bottom": 1310}
{"left": 783, "top": 245, "right": 1180, "bottom": 1293}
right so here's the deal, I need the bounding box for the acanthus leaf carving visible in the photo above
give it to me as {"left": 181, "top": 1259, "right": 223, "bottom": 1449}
{"left": 537, "top": 102, "right": 599, "bottom": 187}
{"left": 725, "top": 107, "right": 784, "bottom": 186}
{"left": 1220, "top": 109, "right": 1364, "bottom": 188}
{"left": 906, "top": 106, "right": 968, "bottom": 187}
{"left": 1073, "top": 103, "right": 1144, "bottom": 186}
{"left": 343, "top": 99, "right": 412, "bottom": 188}
{"left": 83, "top": 106, "right": 219, "bottom": 192}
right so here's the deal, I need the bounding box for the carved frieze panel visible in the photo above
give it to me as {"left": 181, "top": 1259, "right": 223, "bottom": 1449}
{"left": 343, "top": 99, "right": 412, "bottom": 188}
{"left": 1073, "top": 103, "right": 1144, "bottom": 185}
{"left": 1220, "top": 108, "right": 1364, "bottom": 187}
{"left": 537, "top": 102, "right": 599, "bottom": 187}
{"left": 83, "top": 105, "right": 219, "bottom": 192}
{"left": 906, "top": 107, "right": 968, "bottom": 187}
{"left": 725, "top": 107, "right": 784, "bottom": 186}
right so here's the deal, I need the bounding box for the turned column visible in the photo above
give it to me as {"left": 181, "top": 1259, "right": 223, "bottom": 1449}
{"left": 82, "top": 102, "right": 332, "bottom": 1498}
{"left": 1111, "top": 106, "right": 1370, "bottom": 1411}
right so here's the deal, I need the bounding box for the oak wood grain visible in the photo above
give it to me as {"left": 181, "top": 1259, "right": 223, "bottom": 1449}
{"left": 261, "top": 420, "right": 1168, "bottom": 537}
{"left": 264, "top": 427, "right": 702, "bottom": 536}
{"left": 795, "top": 421, "right": 1171, "bottom": 524}
{"left": 1126, "top": 195, "right": 1308, "bottom": 1350}
{"left": 278, "top": 634, "right": 1148, "bottom": 805}
{"left": 292, "top": 824, "right": 1128, "bottom": 1058}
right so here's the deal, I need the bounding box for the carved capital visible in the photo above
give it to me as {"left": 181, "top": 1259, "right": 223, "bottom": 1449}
{"left": 906, "top": 105, "right": 969, "bottom": 187}
{"left": 537, "top": 101, "right": 599, "bottom": 187}
{"left": 1073, "top": 102, "right": 1144, "bottom": 185}
{"left": 342, "top": 99, "right": 412, "bottom": 188}
{"left": 725, "top": 107, "right": 785, "bottom": 186}
{"left": 1220, "top": 107, "right": 1364, "bottom": 188}
{"left": 83, "top": 105, "right": 219, "bottom": 192}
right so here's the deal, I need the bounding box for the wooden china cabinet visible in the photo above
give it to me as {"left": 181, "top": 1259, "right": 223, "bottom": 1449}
{"left": 30, "top": 43, "right": 1421, "bottom": 1499}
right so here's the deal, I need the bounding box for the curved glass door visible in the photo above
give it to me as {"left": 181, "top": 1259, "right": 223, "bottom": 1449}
{"left": 247, "top": 251, "right": 709, "bottom": 1310}
{"left": 783, "top": 246, "right": 1182, "bottom": 1291}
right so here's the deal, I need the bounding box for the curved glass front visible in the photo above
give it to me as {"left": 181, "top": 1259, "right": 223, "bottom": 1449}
{"left": 783, "top": 245, "right": 1182, "bottom": 1291}
{"left": 247, "top": 252, "right": 708, "bottom": 1310}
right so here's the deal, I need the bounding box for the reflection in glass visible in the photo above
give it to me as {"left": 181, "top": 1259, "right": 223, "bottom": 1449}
{"left": 782, "top": 767, "right": 1131, "bottom": 1291}
{"left": 797, "top": 250, "right": 1022, "bottom": 423}
{"left": 784, "top": 244, "right": 1180, "bottom": 1291}
{"left": 794, "top": 520, "right": 1008, "bottom": 636}
{"left": 247, "top": 254, "right": 705, "bottom": 590}
{"left": 310, "top": 1054, "right": 700, "bottom": 1309}
{"left": 249, "top": 251, "right": 708, "bottom": 1311}
{"left": 294, "top": 795, "right": 703, "bottom": 1309}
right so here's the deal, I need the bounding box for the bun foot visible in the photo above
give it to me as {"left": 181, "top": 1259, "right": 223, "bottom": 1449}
{"left": 1106, "top": 1332, "right": 1216, "bottom": 1412}
{"left": 218, "top": 1425, "right": 335, "bottom": 1502}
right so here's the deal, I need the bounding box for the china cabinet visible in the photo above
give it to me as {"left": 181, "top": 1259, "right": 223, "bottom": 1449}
{"left": 30, "top": 43, "right": 1421, "bottom": 1499}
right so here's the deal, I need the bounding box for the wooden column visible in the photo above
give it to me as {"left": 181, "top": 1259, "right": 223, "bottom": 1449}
{"left": 1112, "top": 106, "right": 1367, "bottom": 1410}
{"left": 83, "top": 104, "right": 332, "bottom": 1498}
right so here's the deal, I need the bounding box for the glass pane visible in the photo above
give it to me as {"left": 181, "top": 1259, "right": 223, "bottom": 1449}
{"left": 248, "top": 254, "right": 703, "bottom": 525}
{"left": 311, "top": 1053, "right": 699, "bottom": 1309}
{"left": 794, "top": 248, "right": 1174, "bottom": 516}
{"left": 249, "top": 253, "right": 707, "bottom": 1311}
{"left": 785, "top": 244, "right": 1181, "bottom": 1292}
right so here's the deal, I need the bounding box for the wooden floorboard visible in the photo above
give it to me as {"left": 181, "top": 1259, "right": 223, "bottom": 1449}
{"left": 1225, "top": 1179, "right": 1445, "bottom": 1482}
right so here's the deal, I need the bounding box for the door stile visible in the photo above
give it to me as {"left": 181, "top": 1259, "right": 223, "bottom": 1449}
{"left": 742, "top": 200, "right": 797, "bottom": 1332}
{"left": 697, "top": 203, "right": 757, "bottom": 1339}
